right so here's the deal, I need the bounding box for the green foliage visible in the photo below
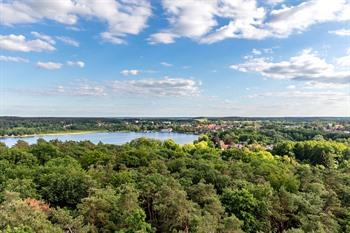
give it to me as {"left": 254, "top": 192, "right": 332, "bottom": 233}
{"left": 50, "top": 208, "right": 88, "bottom": 233}
{"left": 36, "top": 157, "right": 90, "bottom": 207}
{"left": 78, "top": 185, "right": 153, "bottom": 233}
{"left": 0, "top": 192, "right": 62, "bottom": 233}
{"left": 221, "top": 188, "right": 266, "bottom": 233}
{"left": 0, "top": 132, "right": 349, "bottom": 233}
{"left": 4, "top": 178, "right": 39, "bottom": 199}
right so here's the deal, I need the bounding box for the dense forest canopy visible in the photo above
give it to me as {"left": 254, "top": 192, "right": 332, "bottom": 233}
{"left": 0, "top": 118, "right": 350, "bottom": 232}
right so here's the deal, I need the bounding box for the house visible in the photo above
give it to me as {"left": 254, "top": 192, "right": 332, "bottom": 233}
{"left": 161, "top": 128, "right": 173, "bottom": 133}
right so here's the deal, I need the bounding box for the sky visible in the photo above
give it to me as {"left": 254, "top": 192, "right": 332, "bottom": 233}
{"left": 0, "top": 0, "right": 349, "bottom": 117}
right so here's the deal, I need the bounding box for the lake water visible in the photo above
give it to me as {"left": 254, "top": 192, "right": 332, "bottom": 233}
{"left": 0, "top": 131, "right": 198, "bottom": 147}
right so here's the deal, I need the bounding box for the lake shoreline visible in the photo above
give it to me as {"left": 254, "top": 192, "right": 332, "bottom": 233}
{"left": 0, "top": 130, "right": 198, "bottom": 139}
{"left": 0, "top": 130, "right": 106, "bottom": 139}
{"left": 0, "top": 131, "right": 199, "bottom": 147}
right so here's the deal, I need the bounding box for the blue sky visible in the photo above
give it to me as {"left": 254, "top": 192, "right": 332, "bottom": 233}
{"left": 0, "top": 0, "right": 349, "bottom": 117}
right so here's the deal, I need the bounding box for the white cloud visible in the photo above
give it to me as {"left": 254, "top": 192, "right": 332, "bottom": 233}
{"left": 148, "top": 0, "right": 218, "bottom": 44}
{"left": 148, "top": 32, "right": 177, "bottom": 44}
{"left": 0, "top": 0, "right": 152, "bottom": 44}
{"left": 200, "top": 0, "right": 268, "bottom": 43}
{"left": 67, "top": 60, "right": 85, "bottom": 68}
{"left": 37, "top": 61, "right": 63, "bottom": 70}
{"left": 101, "top": 32, "right": 126, "bottom": 45}
{"left": 268, "top": 0, "right": 350, "bottom": 37}
{"left": 2, "top": 1, "right": 349, "bottom": 45}
{"left": 0, "top": 0, "right": 78, "bottom": 25}
{"left": 160, "top": 62, "right": 173, "bottom": 67}
{"left": 120, "top": 69, "right": 140, "bottom": 76}
{"left": 329, "top": 28, "right": 350, "bottom": 36}
{"left": 303, "top": 81, "right": 349, "bottom": 89}
{"left": 149, "top": 0, "right": 350, "bottom": 44}
{"left": 0, "top": 34, "right": 55, "bottom": 52}
{"left": 31, "top": 31, "right": 55, "bottom": 44}
{"left": 29, "top": 77, "right": 201, "bottom": 98}
{"left": 150, "top": 0, "right": 267, "bottom": 44}
{"left": 110, "top": 77, "right": 201, "bottom": 97}
{"left": 30, "top": 32, "right": 80, "bottom": 47}
{"left": 0, "top": 55, "right": 29, "bottom": 63}
{"left": 72, "top": 83, "right": 106, "bottom": 96}
{"left": 66, "top": 26, "right": 84, "bottom": 32}
{"left": 266, "top": 0, "right": 284, "bottom": 4}
{"left": 252, "top": 48, "right": 262, "bottom": 55}
{"left": 29, "top": 82, "right": 106, "bottom": 97}
{"left": 231, "top": 49, "right": 350, "bottom": 84}
{"left": 336, "top": 54, "right": 350, "bottom": 67}
{"left": 56, "top": 36, "right": 79, "bottom": 47}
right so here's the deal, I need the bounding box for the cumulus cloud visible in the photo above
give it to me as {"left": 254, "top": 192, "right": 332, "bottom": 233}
{"left": 329, "top": 28, "right": 350, "bottom": 36}
{"left": 2, "top": 1, "right": 349, "bottom": 45}
{"left": 199, "top": 0, "right": 268, "bottom": 43}
{"left": 120, "top": 69, "right": 140, "bottom": 76}
{"left": 31, "top": 31, "right": 55, "bottom": 44}
{"left": 148, "top": 32, "right": 178, "bottom": 44}
{"left": 56, "top": 36, "right": 79, "bottom": 47}
{"left": 336, "top": 53, "right": 350, "bottom": 67}
{"left": 37, "top": 61, "right": 63, "bottom": 70}
{"left": 0, "top": 0, "right": 79, "bottom": 25}
{"left": 149, "top": 0, "right": 265, "bottom": 44}
{"left": 0, "top": 34, "right": 55, "bottom": 52}
{"left": 30, "top": 32, "right": 79, "bottom": 47}
{"left": 0, "top": 0, "right": 152, "bottom": 44}
{"left": 0, "top": 55, "right": 29, "bottom": 63}
{"left": 149, "top": 0, "right": 350, "bottom": 44}
{"left": 110, "top": 77, "right": 200, "bottom": 97}
{"left": 148, "top": 0, "right": 218, "bottom": 44}
{"left": 267, "top": 0, "right": 350, "bottom": 37}
{"left": 28, "top": 32, "right": 80, "bottom": 48}
{"left": 67, "top": 60, "right": 85, "bottom": 68}
{"left": 230, "top": 49, "right": 350, "bottom": 84}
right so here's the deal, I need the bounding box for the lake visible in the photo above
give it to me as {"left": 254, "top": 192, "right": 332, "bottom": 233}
{"left": 0, "top": 131, "right": 198, "bottom": 147}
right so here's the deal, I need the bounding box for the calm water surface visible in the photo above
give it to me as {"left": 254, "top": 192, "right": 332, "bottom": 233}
{"left": 0, "top": 132, "right": 198, "bottom": 147}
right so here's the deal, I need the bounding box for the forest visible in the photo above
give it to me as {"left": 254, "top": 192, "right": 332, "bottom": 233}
{"left": 1, "top": 128, "right": 350, "bottom": 232}
{"left": 0, "top": 117, "right": 194, "bottom": 136}
{"left": 1, "top": 117, "right": 350, "bottom": 138}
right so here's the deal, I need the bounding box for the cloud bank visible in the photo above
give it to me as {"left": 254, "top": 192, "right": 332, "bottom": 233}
{"left": 231, "top": 49, "right": 350, "bottom": 85}
{"left": 0, "top": 0, "right": 152, "bottom": 44}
